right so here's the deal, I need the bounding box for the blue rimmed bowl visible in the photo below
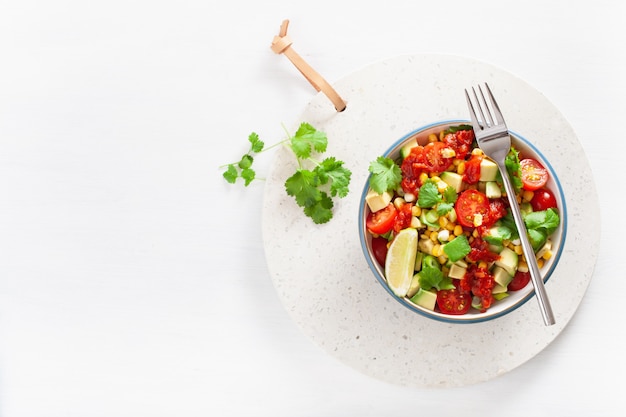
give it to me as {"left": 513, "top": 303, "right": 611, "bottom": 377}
{"left": 358, "top": 120, "right": 567, "bottom": 323}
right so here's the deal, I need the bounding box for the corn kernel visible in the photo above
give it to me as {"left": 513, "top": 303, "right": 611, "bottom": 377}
{"left": 471, "top": 148, "right": 484, "bottom": 156}
{"left": 537, "top": 258, "right": 544, "bottom": 268}
{"left": 428, "top": 133, "right": 438, "bottom": 143}
{"left": 454, "top": 225, "right": 463, "bottom": 236}
{"left": 542, "top": 250, "right": 553, "bottom": 260}
{"left": 445, "top": 222, "right": 456, "bottom": 231}
{"left": 523, "top": 190, "right": 534, "bottom": 202}
{"left": 430, "top": 231, "right": 439, "bottom": 242}
{"left": 441, "top": 148, "right": 456, "bottom": 158}
{"left": 437, "top": 181, "right": 448, "bottom": 192}
{"left": 437, "top": 216, "right": 448, "bottom": 228}
{"left": 478, "top": 261, "right": 488, "bottom": 269}
{"left": 438, "top": 255, "right": 448, "bottom": 264}
{"left": 410, "top": 216, "right": 422, "bottom": 229}
{"left": 518, "top": 261, "right": 529, "bottom": 273}
{"left": 473, "top": 213, "right": 483, "bottom": 227}
{"left": 472, "top": 228, "right": 479, "bottom": 238}
{"left": 457, "top": 161, "right": 466, "bottom": 175}
{"left": 514, "top": 245, "right": 523, "bottom": 255}
{"left": 393, "top": 197, "right": 405, "bottom": 209}
{"left": 432, "top": 244, "right": 442, "bottom": 257}
{"left": 419, "top": 172, "right": 429, "bottom": 184}
{"left": 411, "top": 206, "right": 421, "bottom": 216}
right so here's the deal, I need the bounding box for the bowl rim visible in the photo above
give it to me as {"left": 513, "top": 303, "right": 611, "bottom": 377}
{"left": 358, "top": 119, "right": 568, "bottom": 324}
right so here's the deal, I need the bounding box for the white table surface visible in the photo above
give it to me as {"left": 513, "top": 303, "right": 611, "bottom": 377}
{"left": 0, "top": 1, "right": 623, "bottom": 416}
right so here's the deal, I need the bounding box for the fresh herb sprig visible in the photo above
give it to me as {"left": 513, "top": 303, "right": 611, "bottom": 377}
{"left": 221, "top": 122, "right": 352, "bottom": 224}
{"left": 368, "top": 156, "right": 402, "bottom": 194}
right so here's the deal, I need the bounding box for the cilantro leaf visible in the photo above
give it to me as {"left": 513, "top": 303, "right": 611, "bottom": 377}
{"left": 436, "top": 202, "right": 454, "bottom": 216}
{"left": 285, "top": 169, "right": 321, "bottom": 207}
{"left": 368, "top": 156, "right": 402, "bottom": 194}
{"left": 442, "top": 186, "right": 457, "bottom": 204}
{"left": 248, "top": 132, "right": 264, "bottom": 153}
{"left": 224, "top": 123, "right": 351, "bottom": 224}
{"left": 524, "top": 208, "right": 560, "bottom": 234}
{"left": 303, "top": 192, "right": 334, "bottom": 224}
{"left": 241, "top": 168, "right": 255, "bottom": 186}
{"left": 524, "top": 208, "right": 560, "bottom": 250}
{"left": 418, "top": 267, "right": 455, "bottom": 291}
{"left": 498, "top": 147, "right": 522, "bottom": 192}
{"left": 417, "top": 181, "right": 442, "bottom": 208}
{"left": 223, "top": 164, "right": 238, "bottom": 184}
{"left": 238, "top": 154, "right": 253, "bottom": 169}
{"left": 443, "top": 235, "right": 471, "bottom": 262}
{"left": 290, "top": 122, "right": 328, "bottom": 158}
{"left": 316, "top": 157, "right": 352, "bottom": 198}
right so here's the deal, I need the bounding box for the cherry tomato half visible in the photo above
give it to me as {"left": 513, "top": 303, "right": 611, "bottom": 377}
{"left": 508, "top": 271, "right": 531, "bottom": 291}
{"left": 422, "top": 141, "right": 454, "bottom": 173}
{"left": 455, "top": 189, "right": 490, "bottom": 227}
{"left": 366, "top": 203, "right": 397, "bottom": 235}
{"left": 520, "top": 158, "right": 549, "bottom": 191}
{"left": 371, "top": 237, "right": 389, "bottom": 266}
{"left": 437, "top": 287, "right": 472, "bottom": 315}
{"left": 530, "top": 188, "right": 557, "bottom": 211}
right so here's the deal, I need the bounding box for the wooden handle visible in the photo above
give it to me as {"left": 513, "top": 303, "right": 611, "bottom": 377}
{"left": 271, "top": 20, "right": 346, "bottom": 112}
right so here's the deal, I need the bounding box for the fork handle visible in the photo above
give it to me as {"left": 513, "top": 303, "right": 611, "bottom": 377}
{"left": 498, "top": 161, "right": 556, "bottom": 326}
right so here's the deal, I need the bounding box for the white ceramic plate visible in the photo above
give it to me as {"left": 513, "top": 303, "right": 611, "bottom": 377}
{"left": 261, "top": 54, "right": 600, "bottom": 388}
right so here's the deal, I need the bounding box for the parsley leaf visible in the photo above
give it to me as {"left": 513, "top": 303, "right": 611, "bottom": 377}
{"left": 368, "top": 156, "right": 402, "bottom": 194}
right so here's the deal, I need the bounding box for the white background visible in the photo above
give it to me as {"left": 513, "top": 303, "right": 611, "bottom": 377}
{"left": 0, "top": 0, "right": 623, "bottom": 416}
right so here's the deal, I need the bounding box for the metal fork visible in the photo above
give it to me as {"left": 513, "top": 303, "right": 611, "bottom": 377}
{"left": 465, "top": 83, "right": 555, "bottom": 326}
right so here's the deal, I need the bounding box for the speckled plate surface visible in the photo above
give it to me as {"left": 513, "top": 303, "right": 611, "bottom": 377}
{"left": 261, "top": 54, "right": 600, "bottom": 388}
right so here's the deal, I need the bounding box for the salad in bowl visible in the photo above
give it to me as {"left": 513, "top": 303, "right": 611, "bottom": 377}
{"left": 359, "top": 120, "right": 566, "bottom": 323}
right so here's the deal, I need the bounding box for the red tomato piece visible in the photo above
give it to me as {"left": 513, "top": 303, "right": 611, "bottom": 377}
{"left": 443, "top": 129, "right": 474, "bottom": 159}
{"left": 520, "top": 158, "right": 549, "bottom": 191}
{"left": 437, "top": 287, "right": 472, "bottom": 315}
{"left": 366, "top": 203, "right": 397, "bottom": 235}
{"left": 508, "top": 271, "right": 531, "bottom": 291}
{"left": 455, "top": 189, "right": 490, "bottom": 227}
{"left": 400, "top": 147, "right": 426, "bottom": 194}
{"left": 467, "top": 236, "right": 500, "bottom": 263}
{"left": 530, "top": 188, "right": 557, "bottom": 211}
{"left": 422, "top": 142, "right": 454, "bottom": 173}
{"left": 463, "top": 153, "right": 483, "bottom": 184}
{"left": 392, "top": 202, "right": 414, "bottom": 233}
{"left": 371, "top": 237, "right": 389, "bottom": 266}
{"left": 483, "top": 198, "right": 508, "bottom": 228}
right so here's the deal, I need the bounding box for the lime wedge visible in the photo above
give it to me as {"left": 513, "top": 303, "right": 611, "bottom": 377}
{"left": 385, "top": 228, "right": 418, "bottom": 297}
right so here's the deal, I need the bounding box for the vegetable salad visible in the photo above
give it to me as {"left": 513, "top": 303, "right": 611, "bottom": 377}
{"left": 365, "top": 124, "right": 560, "bottom": 316}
